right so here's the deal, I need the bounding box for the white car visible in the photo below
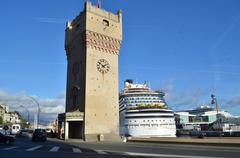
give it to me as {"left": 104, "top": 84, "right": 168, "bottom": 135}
{"left": 11, "top": 124, "right": 21, "bottom": 135}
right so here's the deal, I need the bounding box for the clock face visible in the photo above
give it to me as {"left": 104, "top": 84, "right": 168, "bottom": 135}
{"left": 97, "top": 59, "right": 110, "bottom": 74}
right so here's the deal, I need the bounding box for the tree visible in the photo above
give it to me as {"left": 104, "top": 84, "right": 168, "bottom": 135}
{"left": 20, "top": 117, "right": 29, "bottom": 128}
{"left": 0, "top": 116, "right": 3, "bottom": 124}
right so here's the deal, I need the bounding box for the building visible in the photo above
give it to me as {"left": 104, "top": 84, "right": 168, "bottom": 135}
{"left": 175, "top": 105, "right": 232, "bottom": 130}
{"left": 3, "top": 112, "right": 21, "bottom": 124}
{"left": 0, "top": 105, "right": 21, "bottom": 124}
{"left": 58, "top": 1, "right": 122, "bottom": 141}
{"left": 0, "top": 104, "right": 9, "bottom": 117}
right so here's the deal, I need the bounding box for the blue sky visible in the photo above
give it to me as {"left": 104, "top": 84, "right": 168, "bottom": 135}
{"left": 0, "top": 0, "right": 240, "bottom": 120}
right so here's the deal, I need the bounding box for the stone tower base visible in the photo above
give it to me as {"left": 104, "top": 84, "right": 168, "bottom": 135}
{"left": 84, "top": 133, "right": 121, "bottom": 142}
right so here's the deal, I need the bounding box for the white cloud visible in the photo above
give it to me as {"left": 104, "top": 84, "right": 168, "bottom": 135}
{"left": 159, "top": 80, "right": 240, "bottom": 115}
{"left": 33, "top": 17, "right": 66, "bottom": 24}
{"left": 0, "top": 89, "right": 65, "bottom": 123}
{"left": 159, "top": 78, "right": 174, "bottom": 101}
{"left": 158, "top": 80, "right": 210, "bottom": 111}
{"left": 224, "top": 96, "right": 240, "bottom": 108}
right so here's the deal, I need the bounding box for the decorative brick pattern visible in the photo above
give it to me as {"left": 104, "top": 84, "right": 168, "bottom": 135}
{"left": 85, "top": 30, "right": 121, "bottom": 55}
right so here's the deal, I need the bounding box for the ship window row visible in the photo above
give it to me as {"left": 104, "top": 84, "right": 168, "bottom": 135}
{"left": 128, "top": 119, "right": 173, "bottom": 123}
{"left": 119, "top": 107, "right": 125, "bottom": 112}
{"left": 126, "top": 100, "right": 163, "bottom": 104}
{"left": 125, "top": 124, "right": 175, "bottom": 128}
{"left": 124, "top": 97, "right": 162, "bottom": 101}
{"left": 119, "top": 99, "right": 124, "bottom": 104}
{"left": 119, "top": 103, "right": 125, "bottom": 109}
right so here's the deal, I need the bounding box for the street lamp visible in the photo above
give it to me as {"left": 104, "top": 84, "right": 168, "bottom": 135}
{"left": 211, "top": 94, "right": 221, "bottom": 132}
{"left": 19, "top": 105, "right": 30, "bottom": 124}
{"left": 27, "top": 96, "right": 40, "bottom": 129}
{"left": 211, "top": 94, "right": 219, "bottom": 113}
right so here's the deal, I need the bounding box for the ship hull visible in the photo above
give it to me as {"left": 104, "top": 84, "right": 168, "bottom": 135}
{"left": 120, "top": 112, "right": 176, "bottom": 137}
{"left": 122, "top": 125, "right": 176, "bottom": 137}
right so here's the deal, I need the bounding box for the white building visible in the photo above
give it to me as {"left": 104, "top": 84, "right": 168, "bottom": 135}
{"left": 3, "top": 112, "right": 21, "bottom": 124}
{"left": 0, "top": 104, "right": 9, "bottom": 117}
{"left": 175, "top": 105, "right": 232, "bottom": 130}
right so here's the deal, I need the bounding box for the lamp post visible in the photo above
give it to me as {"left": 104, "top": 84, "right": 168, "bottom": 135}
{"left": 211, "top": 94, "right": 221, "bottom": 132}
{"left": 19, "top": 105, "right": 30, "bottom": 124}
{"left": 27, "top": 96, "right": 40, "bottom": 129}
{"left": 211, "top": 94, "right": 219, "bottom": 113}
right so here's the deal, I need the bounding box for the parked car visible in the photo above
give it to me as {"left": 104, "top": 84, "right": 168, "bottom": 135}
{"left": 0, "top": 133, "right": 15, "bottom": 144}
{"left": 32, "top": 129, "right": 47, "bottom": 142}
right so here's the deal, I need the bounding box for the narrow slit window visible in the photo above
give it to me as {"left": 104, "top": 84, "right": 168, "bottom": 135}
{"left": 103, "top": 19, "right": 109, "bottom": 27}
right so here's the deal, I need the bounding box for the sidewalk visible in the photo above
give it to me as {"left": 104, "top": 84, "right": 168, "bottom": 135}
{"left": 128, "top": 137, "right": 240, "bottom": 146}
{"left": 49, "top": 136, "right": 240, "bottom": 147}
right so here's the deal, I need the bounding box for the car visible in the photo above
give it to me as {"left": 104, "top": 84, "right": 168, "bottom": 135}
{"left": 45, "top": 128, "right": 52, "bottom": 133}
{"left": 45, "top": 128, "right": 56, "bottom": 138}
{"left": 32, "top": 129, "right": 47, "bottom": 142}
{"left": 0, "top": 125, "right": 3, "bottom": 134}
{"left": 18, "top": 129, "right": 30, "bottom": 137}
{"left": 11, "top": 124, "right": 21, "bottom": 135}
{"left": 0, "top": 133, "right": 15, "bottom": 144}
{"left": 1, "top": 125, "right": 11, "bottom": 135}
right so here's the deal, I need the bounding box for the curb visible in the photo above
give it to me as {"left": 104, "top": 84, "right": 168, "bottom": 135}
{"left": 127, "top": 138, "right": 240, "bottom": 147}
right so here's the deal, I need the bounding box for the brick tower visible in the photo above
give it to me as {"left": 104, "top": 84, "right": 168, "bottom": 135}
{"left": 64, "top": 1, "right": 122, "bottom": 141}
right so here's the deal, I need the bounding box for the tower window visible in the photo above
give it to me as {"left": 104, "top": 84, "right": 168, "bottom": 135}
{"left": 103, "top": 19, "right": 109, "bottom": 27}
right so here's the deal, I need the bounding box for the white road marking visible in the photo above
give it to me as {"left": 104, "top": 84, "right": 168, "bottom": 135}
{"left": 26, "top": 145, "right": 43, "bottom": 151}
{"left": 49, "top": 146, "right": 60, "bottom": 152}
{"left": 124, "top": 152, "right": 224, "bottom": 158}
{"left": 94, "top": 150, "right": 107, "bottom": 154}
{"left": 3, "top": 146, "right": 18, "bottom": 150}
{"left": 72, "top": 148, "right": 82, "bottom": 153}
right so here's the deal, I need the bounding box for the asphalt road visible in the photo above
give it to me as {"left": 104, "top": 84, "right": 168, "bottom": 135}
{"left": 69, "top": 140, "right": 240, "bottom": 158}
{"left": 0, "top": 136, "right": 240, "bottom": 158}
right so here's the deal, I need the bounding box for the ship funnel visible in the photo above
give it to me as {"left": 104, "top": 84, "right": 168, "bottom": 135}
{"left": 125, "top": 79, "right": 133, "bottom": 84}
{"left": 124, "top": 79, "right": 133, "bottom": 88}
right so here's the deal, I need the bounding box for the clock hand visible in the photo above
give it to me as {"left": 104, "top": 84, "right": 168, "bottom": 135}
{"left": 99, "top": 63, "right": 104, "bottom": 67}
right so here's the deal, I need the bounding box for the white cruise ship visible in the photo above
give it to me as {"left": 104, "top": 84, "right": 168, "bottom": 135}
{"left": 119, "top": 80, "right": 176, "bottom": 137}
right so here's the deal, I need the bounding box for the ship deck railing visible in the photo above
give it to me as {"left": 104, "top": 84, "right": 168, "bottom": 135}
{"left": 127, "top": 106, "right": 169, "bottom": 110}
